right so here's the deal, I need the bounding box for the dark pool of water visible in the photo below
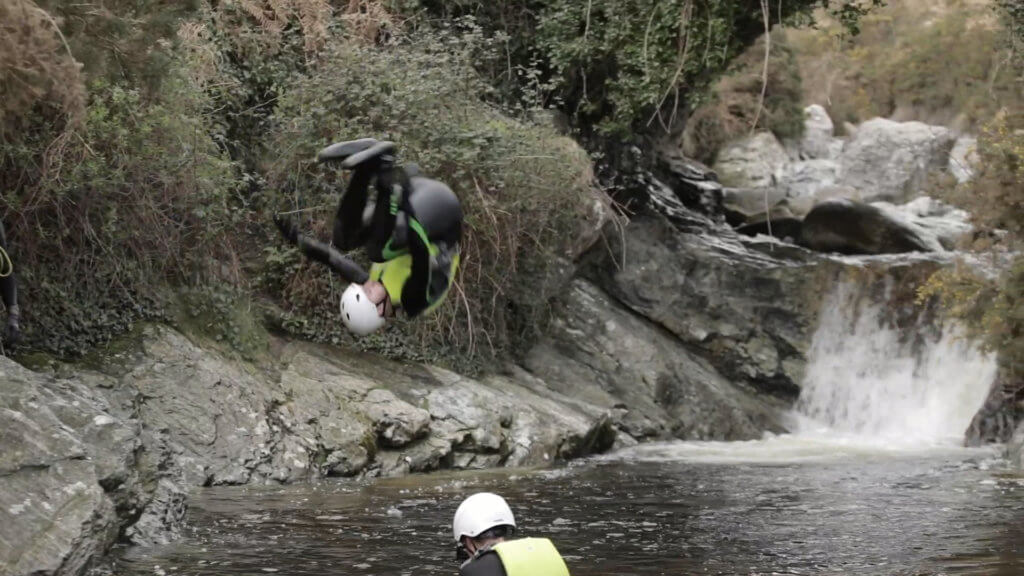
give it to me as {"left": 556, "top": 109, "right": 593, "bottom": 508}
{"left": 110, "top": 441, "right": 1024, "bottom": 576}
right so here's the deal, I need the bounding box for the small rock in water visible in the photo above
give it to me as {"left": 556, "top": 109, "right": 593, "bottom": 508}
{"left": 261, "top": 569, "right": 279, "bottom": 573}
{"left": 354, "top": 563, "right": 372, "bottom": 569}
{"left": 386, "top": 506, "right": 402, "bottom": 518}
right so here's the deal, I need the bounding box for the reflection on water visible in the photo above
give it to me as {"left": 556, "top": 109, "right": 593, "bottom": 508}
{"left": 111, "top": 439, "right": 1024, "bottom": 576}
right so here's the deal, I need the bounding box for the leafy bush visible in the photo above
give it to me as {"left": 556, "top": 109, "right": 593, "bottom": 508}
{"left": 1, "top": 1, "right": 240, "bottom": 356}
{"left": 262, "top": 32, "right": 607, "bottom": 371}
{"left": 394, "top": 0, "right": 884, "bottom": 136}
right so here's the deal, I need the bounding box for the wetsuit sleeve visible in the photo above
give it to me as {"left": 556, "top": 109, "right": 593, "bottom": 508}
{"left": 295, "top": 233, "right": 370, "bottom": 284}
{"left": 332, "top": 166, "right": 376, "bottom": 251}
{"left": 0, "top": 220, "right": 18, "bottom": 314}
{"left": 459, "top": 551, "right": 507, "bottom": 576}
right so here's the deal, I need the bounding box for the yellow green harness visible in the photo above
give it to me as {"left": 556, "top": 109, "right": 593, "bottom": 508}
{"left": 369, "top": 217, "right": 459, "bottom": 312}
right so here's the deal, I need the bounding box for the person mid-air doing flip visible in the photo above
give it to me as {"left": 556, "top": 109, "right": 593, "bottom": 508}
{"left": 274, "top": 138, "right": 462, "bottom": 336}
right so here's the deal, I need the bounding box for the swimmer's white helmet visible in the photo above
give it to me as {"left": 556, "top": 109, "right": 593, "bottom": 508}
{"left": 340, "top": 283, "right": 386, "bottom": 336}
{"left": 453, "top": 492, "right": 516, "bottom": 542}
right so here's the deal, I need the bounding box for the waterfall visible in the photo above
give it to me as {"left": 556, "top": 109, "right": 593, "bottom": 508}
{"left": 795, "top": 279, "right": 997, "bottom": 445}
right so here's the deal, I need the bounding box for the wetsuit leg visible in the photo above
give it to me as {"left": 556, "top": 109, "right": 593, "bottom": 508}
{"left": 0, "top": 220, "right": 20, "bottom": 344}
{"left": 332, "top": 166, "right": 376, "bottom": 251}
{"left": 363, "top": 167, "right": 402, "bottom": 261}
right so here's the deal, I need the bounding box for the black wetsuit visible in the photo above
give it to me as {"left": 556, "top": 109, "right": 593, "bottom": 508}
{"left": 0, "top": 219, "right": 20, "bottom": 344}
{"left": 460, "top": 550, "right": 507, "bottom": 576}
{"left": 282, "top": 146, "right": 462, "bottom": 318}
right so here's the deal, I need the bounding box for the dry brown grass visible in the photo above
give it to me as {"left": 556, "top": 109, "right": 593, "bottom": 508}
{"left": 0, "top": 0, "right": 85, "bottom": 137}
{"left": 339, "top": 0, "right": 398, "bottom": 44}
{"left": 237, "top": 0, "right": 333, "bottom": 53}
{"left": 682, "top": 31, "right": 804, "bottom": 163}
{"left": 788, "top": 0, "right": 1016, "bottom": 132}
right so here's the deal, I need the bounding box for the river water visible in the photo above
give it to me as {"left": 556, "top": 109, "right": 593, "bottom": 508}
{"left": 110, "top": 281, "right": 1024, "bottom": 575}
{"left": 110, "top": 439, "right": 1023, "bottom": 576}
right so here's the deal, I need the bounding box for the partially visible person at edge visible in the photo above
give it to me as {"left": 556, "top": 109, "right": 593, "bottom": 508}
{"left": 274, "top": 138, "right": 462, "bottom": 336}
{"left": 453, "top": 492, "right": 571, "bottom": 576}
{"left": 0, "top": 219, "right": 20, "bottom": 347}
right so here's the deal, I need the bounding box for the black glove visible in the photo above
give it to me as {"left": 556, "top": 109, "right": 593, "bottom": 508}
{"left": 273, "top": 215, "right": 300, "bottom": 245}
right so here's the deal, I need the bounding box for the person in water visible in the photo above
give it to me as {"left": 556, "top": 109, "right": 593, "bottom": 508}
{"left": 453, "top": 492, "right": 571, "bottom": 576}
{"left": 274, "top": 138, "right": 462, "bottom": 336}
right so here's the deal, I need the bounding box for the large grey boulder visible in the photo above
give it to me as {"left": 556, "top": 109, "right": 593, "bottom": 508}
{"left": 0, "top": 325, "right": 626, "bottom": 576}
{"left": 714, "top": 132, "right": 789, "bottom": 188}
{"left": 525, "top": 280, "right": 786, "bottom": 440}
{"left": 0, "top": 359, "right": 137, "bottom": 576}
{"left": 789, "top": 104, "right": 843, "bottom": 160}
{"left": 721, "top": 186, "right": 787, "bottom": 225}
{"left": 777, "top": 158, "right": 840, "bottom": 200}
{"left": 836, "top": 118, "right": 956, "bottom": 203}
{"left": 800, "top": 198, "right": 942, "bottom": 255}
{"left": 871, "top": 197, "right": 972, "bottom": 250}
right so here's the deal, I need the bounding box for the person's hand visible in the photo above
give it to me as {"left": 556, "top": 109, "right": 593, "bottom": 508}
{"left": 273, "top": 215, "right": 300, "bottom": 245}
{"left": 363, "top": 281, "right": 393, "bottom": 318}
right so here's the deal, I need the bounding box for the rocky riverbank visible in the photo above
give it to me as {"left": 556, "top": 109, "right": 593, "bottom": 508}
{"left": 1, "top": 302, "right": 790, "bottom": 576}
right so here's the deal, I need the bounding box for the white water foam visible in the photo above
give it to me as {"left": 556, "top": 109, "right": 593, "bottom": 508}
{"left": 794, "top": 280, "right": 996, "bottom": 446}
{"left": 604, "top": 278, "right": 999, "bottom": 464}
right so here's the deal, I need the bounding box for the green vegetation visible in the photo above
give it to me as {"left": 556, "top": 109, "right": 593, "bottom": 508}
{"left": 918, "top": 0, "right": 1024, "bottom": 427}
{"left": 1, "top": 0, "right": 235, "bottom": 356}
{"left": 394, "top": 0, "right": 883, "bottom": 136}
{"left": 0, "top": 0, "right": 883, "bottom": 370}
{"left": 789, "top": 0, "right": 1020, "bottom": 132}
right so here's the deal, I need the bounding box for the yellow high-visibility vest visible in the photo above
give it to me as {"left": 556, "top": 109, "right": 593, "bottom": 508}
{"left": 492, "top": 538, "right": 570, "bottom": 576}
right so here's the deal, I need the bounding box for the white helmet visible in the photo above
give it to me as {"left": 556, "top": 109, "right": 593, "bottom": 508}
{"left": 452, "top": 492, "right": 516, "bottom": 542}
{"left": 340, "top": 283, "right": 386, "bottom": 336}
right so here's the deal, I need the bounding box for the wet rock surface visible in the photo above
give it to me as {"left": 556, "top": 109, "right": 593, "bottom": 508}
{"left": 800, "top": 199, "right": 943, "bottom": 255}
{"left": 525, "top": 279, "right": 787, "bottom": 440}
{"left": 0, "top": 326, "right": 622, "bottom": 576}
{"left": 1011, "top": 423, "right": 1024, "bottom": 469}
{"left": 836, "top": 118, "right": 955, "bottom": 203}
{"left": 0, "top": 360, "right": 133, "bottom": 576}
{"left": 581, "top": 209, "right": 826, "bottom": 399}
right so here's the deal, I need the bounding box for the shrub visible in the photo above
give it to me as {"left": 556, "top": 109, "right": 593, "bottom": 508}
{"left": 0, "top": 0, "right": 86, "bottom": 138}
{"left": 262, "top": 32, "right": 608, "bottom": 371}
{"left": 394, "top": 0, "right": 884, "bottom": 137}
{"left": 1, "top": 25, "right": 239, "bottom": 355}
{"left": 682, "top": 31, "right": 805, "bottom": 162}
